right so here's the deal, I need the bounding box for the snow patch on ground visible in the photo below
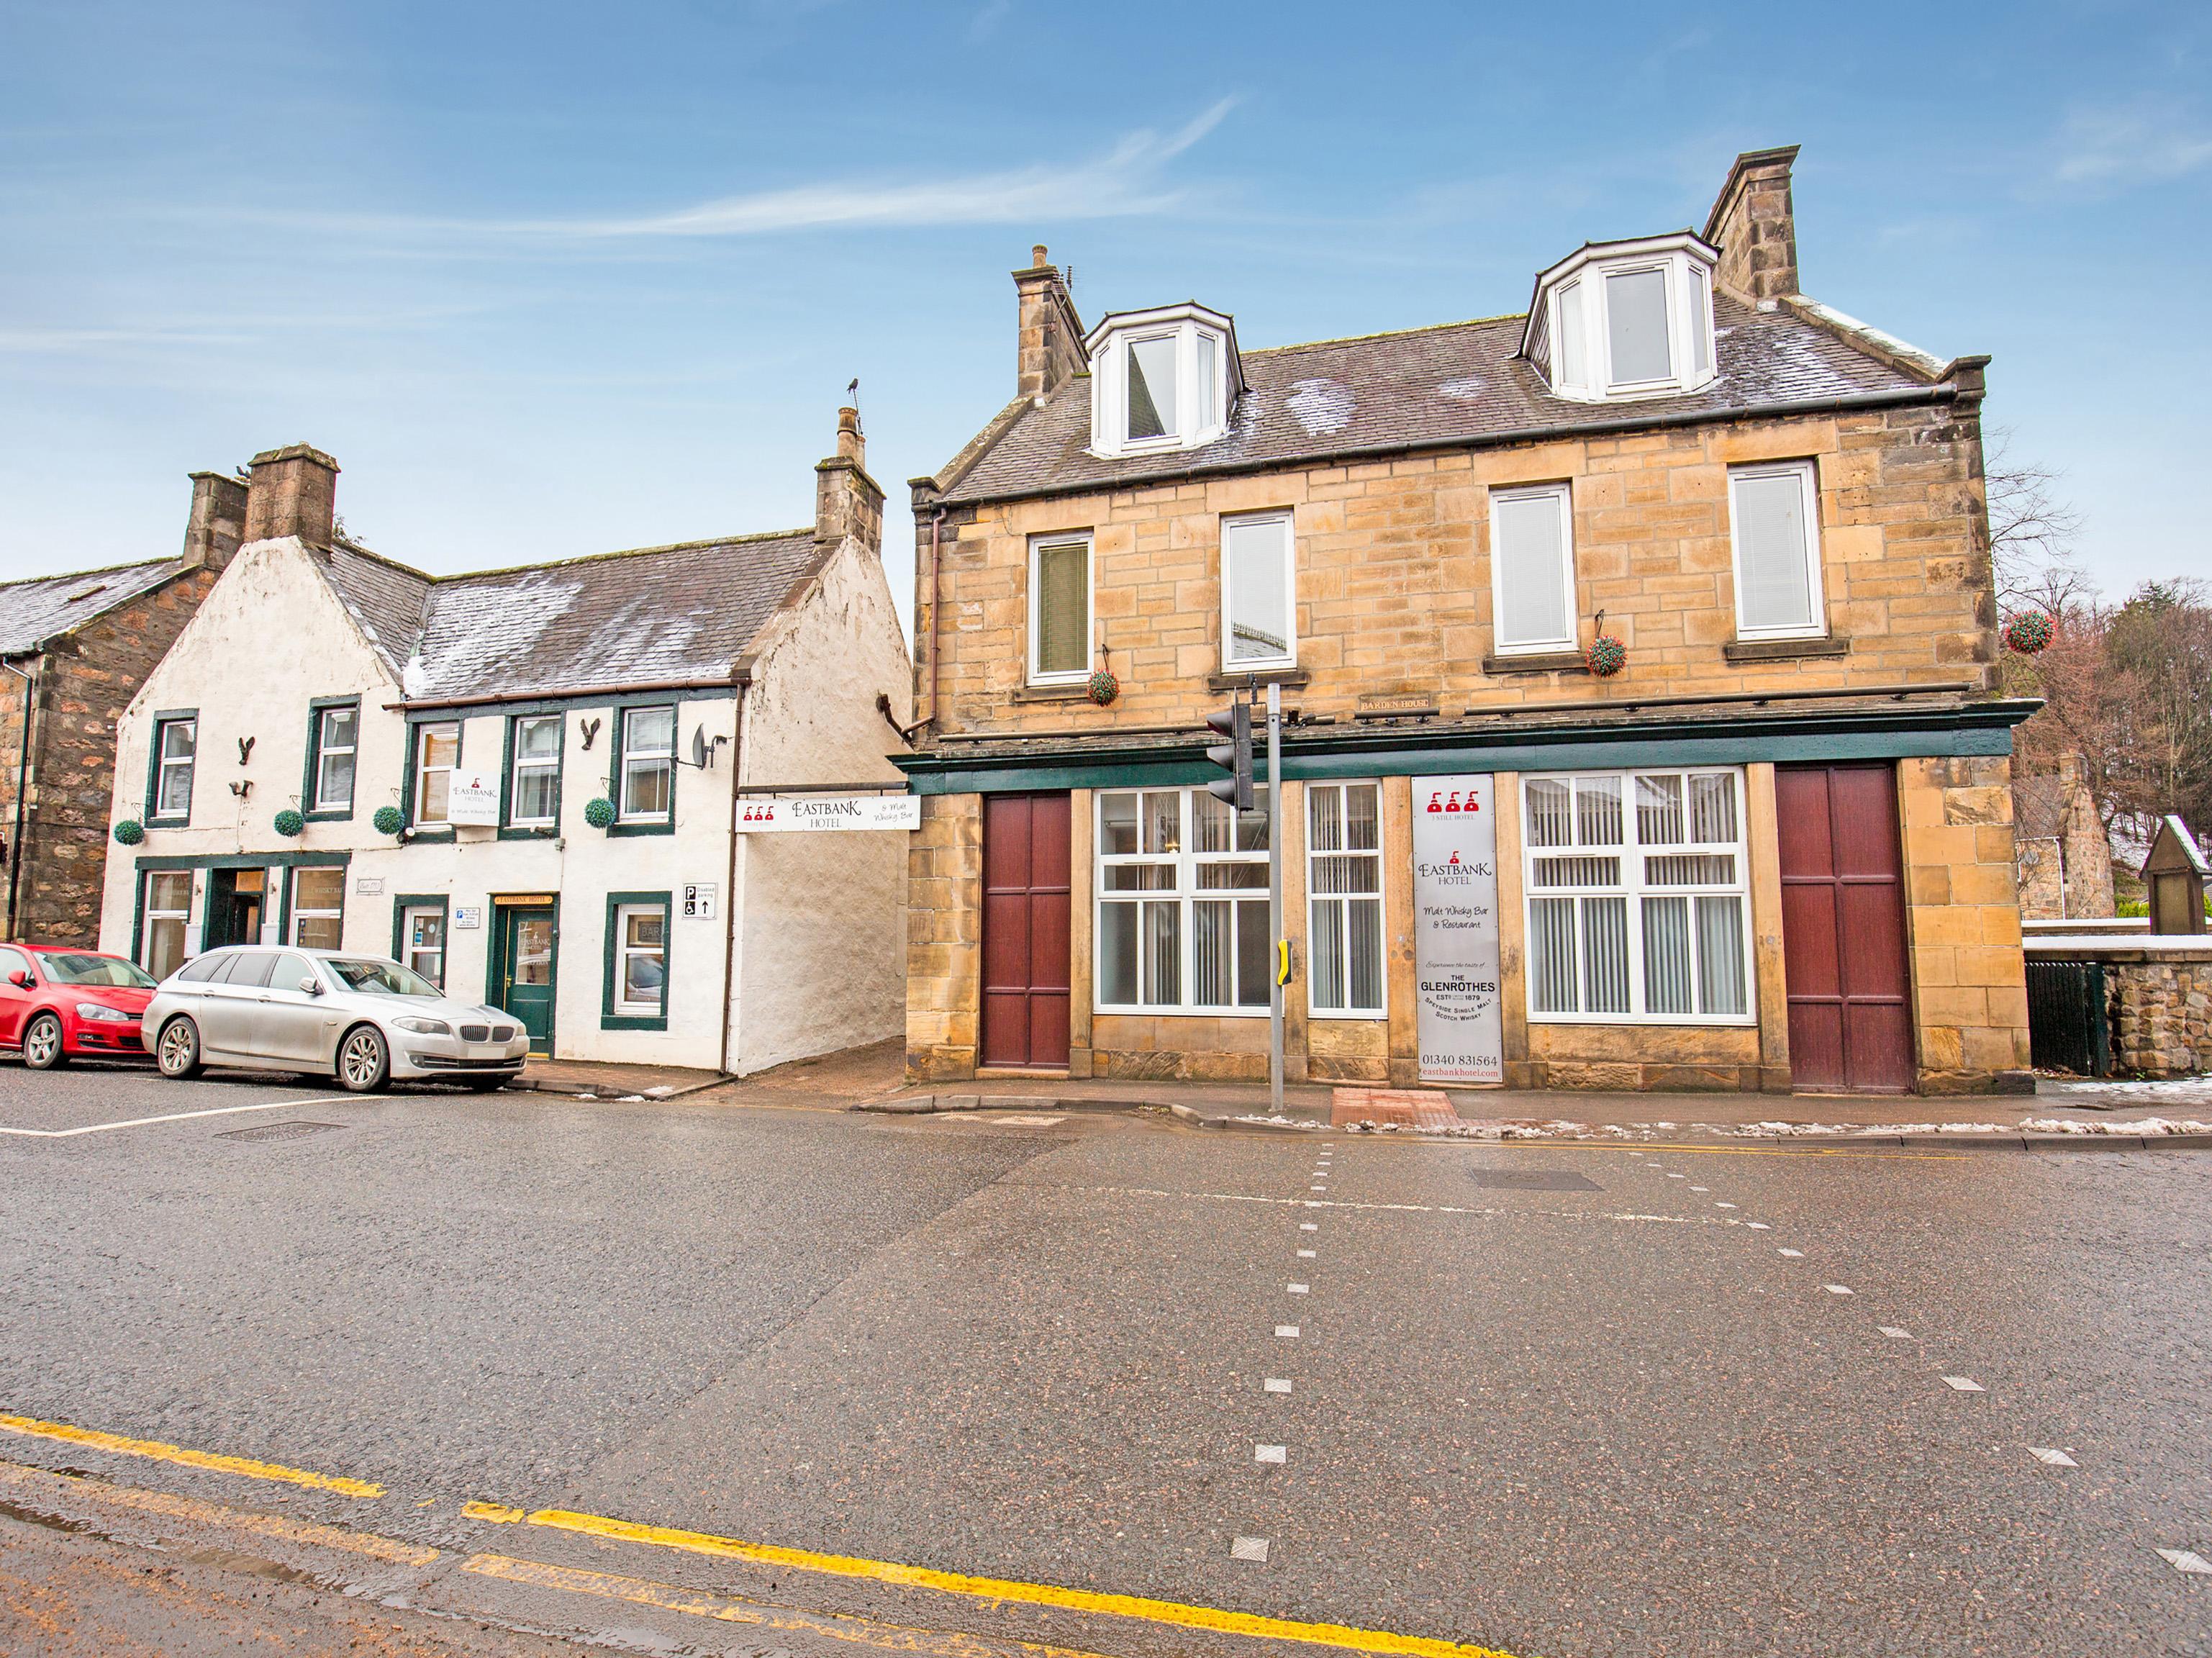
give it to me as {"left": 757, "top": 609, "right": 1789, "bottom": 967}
{"left": 2020, "top": 1117, "right": 2212, "bottom": 1136}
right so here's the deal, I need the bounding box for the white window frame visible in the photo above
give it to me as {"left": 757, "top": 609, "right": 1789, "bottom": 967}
{"left": 1727, "top": 459, "right": 1827, "bottom": 641}
{"left": 613, "top": 900, "right": 668, "bottom": 1017}
{"left": 1519, "top": 768, "right": 1755, "bottom": 1027}
{"left": 140, "top": 870, "right": 194, "bottom": 977}
{"left": 1306, "top": 781, "right": 1385, "bottom": 1019}
{"left": 401, "top": 902, "right": 445, "bottom": 988}
{"left": 1538, "top": 240, "right": 1718, "bottom": 403}
{"left": 1094, "top": 787, "right": 1272, "bottom": 1017}
{"left": 508, "top": 713, "right": 561, "bottom": 827}
{"left": 412, "top": 721, "right": 459, "bottom": 827}
{"left": 312, "top": 705, "right": 357, "bottom": 812}
{"left": 617, "top": 706, "right": 676, "bottom": 823}
{"left": 289, "top": 866, "right": 345, "bottom": 951}
{"left": 1027, "top": 533, "right": 1094, "bottom": 687}
{"left": 1488, "top": 483, "right": 1579, "bottom": 656}
{"left": 152, "top": 717, "right": 196, "bottom": 821}
{"left": 1086, "top": 307, "right": 1236, "bottom": 459}
{"left": 1220, "top": 511, "right": 1297, "bottom": 672}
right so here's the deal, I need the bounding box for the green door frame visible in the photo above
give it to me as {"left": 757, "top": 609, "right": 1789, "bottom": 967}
{"left": 486, "top": 897, "right": 559, "bottom": 1054}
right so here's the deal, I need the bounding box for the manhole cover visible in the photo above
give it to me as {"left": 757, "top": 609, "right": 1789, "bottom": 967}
{"left": 218, "top": 1120, "right": 346, "bottom": 1143}
{"left": 1467, "top": 1167, "right": 1600, "bottom": 1191}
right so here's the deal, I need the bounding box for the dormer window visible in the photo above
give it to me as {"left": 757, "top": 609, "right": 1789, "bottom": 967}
{"left": 1525, "top": 235, "right": 1718, "bottom": 403}
{"left": 1087, "top": 304, "right": 1241, "bottom": 458}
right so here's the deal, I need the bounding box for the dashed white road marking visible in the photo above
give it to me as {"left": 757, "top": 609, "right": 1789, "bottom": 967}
{"left": 1264, "top": 1379, "right": 1292, "bottom": 1394}
{"left": 1254, "top": 1444, "right": 1287, "bottom": 1465}
{"left": 1297, "top": 1249, "right": 1316, "bottom": 1259}
{"left": 1747, "top": 1222, "right": 1771, "bottom": 1230}
{"left": 1824, "top": 1285, "right": 1854, "bottom": 1296}
{"left": 1287, "top": 1283, "right": 1307, "bottom": 1294}
{"left": 1715, "top": 1202, "right": 1739, "bottom": 1210}
{"left": 1300, "top": 1222, "right": 1318, "bottom": 1231}
{"left": 1666, "top": 1174, "right": 1685, "bottom": 1180}
{"left": 1879, "top": 1327, "right": 1913, "bottom": 1340}
{"left": 1943, "top": 1376, "right": 1985, "bottom": 1392}
{"left": 2156, "top": 1548, "right": 2212, "bottom": 1575}
{"left": 1066, "top": 1184, "right": 1773, "bottom": 1228}
{"left": 1778, "top": 1248, "right": 1805, "bottom": 1258}
{"left": 1275, "top": 1326, "right": 1300, "bottom": 1338}
{"left": 2029, "top": 1448, "right": 2077, "bottom": 1467}
{"left": 1690, "top": 1186, "right": 1709, "bottom": 1193}
{"left": 1230, "top": 1536, "right": 1270, "bottom": 1563}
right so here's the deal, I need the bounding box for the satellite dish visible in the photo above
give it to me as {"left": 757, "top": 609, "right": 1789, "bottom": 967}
{"left": 692, "top": 726, "right": 709, "bottom": 769}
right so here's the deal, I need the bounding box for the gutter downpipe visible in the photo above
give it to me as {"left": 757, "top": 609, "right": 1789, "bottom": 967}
{"left": 717, "top": 677, "right": 749, "bottom": 1078}
{"left": 3, "top": 656, "right": 35, "bottom": 941}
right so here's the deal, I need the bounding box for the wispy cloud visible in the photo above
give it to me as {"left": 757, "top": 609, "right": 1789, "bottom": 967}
{"left": 967, "top": 0, "right": 1014, "bottom": 40}
{"left": 282, "top": 101, "right": 1236, "bottom": 245}
{"left": 2054, "top": 99, "right": 2212, "bottom": 185}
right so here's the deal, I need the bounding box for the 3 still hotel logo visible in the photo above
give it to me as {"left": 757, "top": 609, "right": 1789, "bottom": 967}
{"left": 1424, "top": 789, "right": 1480, "bottom": 814}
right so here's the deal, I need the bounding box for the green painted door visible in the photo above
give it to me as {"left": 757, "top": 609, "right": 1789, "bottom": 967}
{"left": 494, "top": 906, "right": 557, "bottom": 1054}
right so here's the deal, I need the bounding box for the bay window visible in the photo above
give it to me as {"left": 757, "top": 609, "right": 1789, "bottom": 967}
{"left": 1490, "top": 484, "right": 1577, "bottom": 655}
{"left": 1531, "top": 236, "right": 1718, "bottom": 402}
{"left": 1729, "top": 461, "right": 1825, "bottom": 639}
{"left": 1221, "top": 512, "right": 1295, "bottom": 670}
{"left": 1085, "top": 304, "right": 1239, "bottom": 458}
{"left": 1307, "top": 783, "right": 1383, "bottom": 1016}
{"left": 1522, "top": 769, "right": 1752, "bottom": 1023}
{"left": 1096, "top": 787, "right": 1269, "bottom": 1013}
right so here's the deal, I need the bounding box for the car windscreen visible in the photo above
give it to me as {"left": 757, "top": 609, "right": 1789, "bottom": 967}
{"left": 41, "top": 953, "right": 158, "bottom": 989}
{"left": 324, "top": 958, "right": 441, "bottom": 998}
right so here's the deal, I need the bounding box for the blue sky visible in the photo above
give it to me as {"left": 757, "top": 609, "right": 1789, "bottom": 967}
{"left": 3, "top": 1, "right": 2206, "bottom": 633}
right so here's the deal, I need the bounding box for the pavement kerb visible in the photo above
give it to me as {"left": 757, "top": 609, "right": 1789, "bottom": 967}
{"left": 504, "top": 1073, "right": 731, "bottom": 1102}
{"left": 853, "top": 1095, "right": 2212, "bottom": 1152}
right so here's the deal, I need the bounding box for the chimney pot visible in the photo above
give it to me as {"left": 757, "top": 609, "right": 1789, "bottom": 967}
{"left": 815, "top": 406, "right": 883, "bottom": 554}
{"left": 1032, "top": 244, "right": 1049, "bottom": 268}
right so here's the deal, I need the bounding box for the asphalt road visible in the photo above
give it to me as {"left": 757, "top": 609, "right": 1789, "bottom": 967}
{"left": 1, "top": 1062, "right": 2208, "bottom": 1658}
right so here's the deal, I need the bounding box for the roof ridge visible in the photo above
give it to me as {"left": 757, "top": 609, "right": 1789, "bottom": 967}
{"left": 327, "top": 538, "right": 432, "bottom": 584}
{"left": 430, "top": 526, "right": 815, "bottom": 586}
{"left": 0, "top": 554, "right": 182, "bottom": 595}
{"left": 1249, "top": 312, "right": 1528, "bottom": 358}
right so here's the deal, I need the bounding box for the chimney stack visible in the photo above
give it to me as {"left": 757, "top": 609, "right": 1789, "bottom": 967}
{"left": 243, "top": 443, "right": 340, "bottom": 546}
{"left": 181, "top": 470, "right": 248, "bottom": 569}
{"left": 815, "top": 406, "right": 884, "bottom": 553}
{"left": 1703, "top": 146, "right": 1801, "bottom": 306}
{"left": 1012, "top": 243, "right": 1086, "bottom": 404}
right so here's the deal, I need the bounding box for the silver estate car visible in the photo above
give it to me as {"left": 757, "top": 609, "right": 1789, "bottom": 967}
{"left": 142, "top": 945, "right": 529, "bottom": 1092}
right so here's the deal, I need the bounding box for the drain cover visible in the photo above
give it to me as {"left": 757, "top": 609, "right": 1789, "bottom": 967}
{"left": 1467, "top": 1167, "right": 1600, "bottom": 1191}
{"left": 218, "top": 1120, "right": 346, "bottom": 1143}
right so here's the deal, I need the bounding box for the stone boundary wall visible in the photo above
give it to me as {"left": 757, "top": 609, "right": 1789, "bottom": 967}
{"left": 2108, "top": 951, "right": 2212, "bottom": 1077}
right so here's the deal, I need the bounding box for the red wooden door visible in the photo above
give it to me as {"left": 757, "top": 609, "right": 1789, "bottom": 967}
{"left": 1776, "top": 764, "right": 1916, "bottom": 1092}
{"left": 981, "top": 793, "right": 1071, "bottom": 1070}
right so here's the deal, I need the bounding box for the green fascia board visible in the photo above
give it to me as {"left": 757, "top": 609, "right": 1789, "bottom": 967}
{"left": 897, "top": 701, "right": 2037, "bottom": 795}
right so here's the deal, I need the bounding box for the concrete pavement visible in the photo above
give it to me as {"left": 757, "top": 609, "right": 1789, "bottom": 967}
{"left": 3, "top": 1061, "right": 2209, "bottom": 1657}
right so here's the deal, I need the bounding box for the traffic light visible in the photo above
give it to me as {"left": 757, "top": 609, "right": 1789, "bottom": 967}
{"left": 1204, "top": 697, "right": 1254, "bottom": 814}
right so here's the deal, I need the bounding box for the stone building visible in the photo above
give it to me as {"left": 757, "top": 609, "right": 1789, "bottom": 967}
{"left": 0, "top": 473, "right": 243, "bottom": 946}
{"left": 2013, "top": 753, "right": 2115, "bottom": 922}
{"left": 100, "top": 412, "right": 912, "bottom": 1074}
{"left": 899, "top": 145, "right": 2038, "bottom": 1096}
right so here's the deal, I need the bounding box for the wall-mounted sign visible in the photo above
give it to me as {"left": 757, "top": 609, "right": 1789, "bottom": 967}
{"left": 447, "top": 770, "right": 502, "bottom": 827}
{"left": 355, "top": 876, "right": 385, "bottom": 896}
{"left": 682, "top": 882, "right": 717, "bottom": 918}
{"left": 735, "top": 795, "right": 920, "bottom": 833}
{"left": 451, "top": 905, "right": 484, "bottom": 930}
{"left": 1413, "top": 774, "right": 1504, "bottom": 1085}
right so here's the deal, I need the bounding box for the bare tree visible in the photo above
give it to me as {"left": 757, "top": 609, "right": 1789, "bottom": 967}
{"left": 1983, "top": 427, "right": 2090, "bottom": 615}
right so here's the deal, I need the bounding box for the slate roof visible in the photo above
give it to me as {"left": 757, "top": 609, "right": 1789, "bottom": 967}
{"left": 0, "top": 558, "right": 189, "bottom": 656}
{"left": 314, "top": 530, "right": 828, "bottom": 705}
{"left": 936, "top": 294, "right": 1944, "bottom": 506}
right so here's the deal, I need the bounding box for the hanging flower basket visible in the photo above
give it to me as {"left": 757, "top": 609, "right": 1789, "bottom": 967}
{"left": 1086, "top": 669, "right": 1120, "bottom": 707}
{"left": 584, "top": 797, "right": 617, "bottom": 830}
{"left": 2003, "top": 612, "right": 2054, "bottom": 654}
{"left": 372, "top": 805, "right": 404, "bottom": 836}
{"left": 111, "top": 819, "right": 144, "bottom": 846}
{"left": 1586, "top": 635, "right": 1628, "bottom": 678}
{"left": 272, "top": 808, "right": 306, "bottom": 838}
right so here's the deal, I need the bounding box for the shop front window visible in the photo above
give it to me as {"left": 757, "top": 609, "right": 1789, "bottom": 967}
{"left": 1095, "top": 787, "right": 1269, "bottom": 1014}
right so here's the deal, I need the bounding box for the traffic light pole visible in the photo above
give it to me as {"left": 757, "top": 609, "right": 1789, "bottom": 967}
{"left": 1266, "top": 680, "right": 1284, "bottom": 1113}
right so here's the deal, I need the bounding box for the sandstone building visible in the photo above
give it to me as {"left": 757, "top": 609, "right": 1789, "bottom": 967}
{"left": 900, "top": 145, "right": 2037, "bottom": 1095}
{"left": 0, "top": 474, "right": 242, "bottom": 947}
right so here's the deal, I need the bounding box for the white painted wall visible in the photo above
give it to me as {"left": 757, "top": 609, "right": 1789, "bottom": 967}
{"left": 727, "top": 535, "right": 913, "bottom": 1074}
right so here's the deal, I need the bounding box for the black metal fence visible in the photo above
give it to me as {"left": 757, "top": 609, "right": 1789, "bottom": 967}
{"left": 2025, "top": 959, "right": 2111, "bottom": 1077}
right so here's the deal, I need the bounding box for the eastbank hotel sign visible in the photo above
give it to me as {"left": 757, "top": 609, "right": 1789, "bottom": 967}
{"left": 1412, "top": 776, "right": 1503, "bottom": 1084}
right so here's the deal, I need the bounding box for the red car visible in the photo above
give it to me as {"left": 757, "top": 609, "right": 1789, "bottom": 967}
{"left": 0, "top": 943, "right": 159, "bottom": 1069}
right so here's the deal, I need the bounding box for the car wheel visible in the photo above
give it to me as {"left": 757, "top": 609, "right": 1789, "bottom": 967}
{"left": 22, "top": 1013, "right": 66, "bottom": 1071}
{"left": 336, "top": 1024, "right": 391, "bottom": 1094}
{"left": 156, "top": 1016, "right": 204, "bottom": 1079}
